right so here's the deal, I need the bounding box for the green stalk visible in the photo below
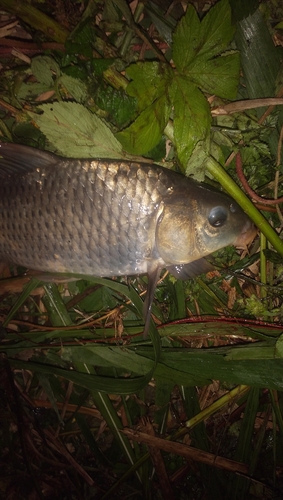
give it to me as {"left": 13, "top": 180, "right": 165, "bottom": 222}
{"left": 0, "top": 0, "right": 69, "bottom": 43}
{"left": 206, "top": 156, "right": 283, "bottom": 257}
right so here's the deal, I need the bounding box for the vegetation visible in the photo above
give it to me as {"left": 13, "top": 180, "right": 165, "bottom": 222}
{"left": 0, "top": 0, "right": 283, "bottom": 498}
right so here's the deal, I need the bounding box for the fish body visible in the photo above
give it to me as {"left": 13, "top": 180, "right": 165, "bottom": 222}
{"left": 0, "top": 143, "right": 255, "bottom": 333}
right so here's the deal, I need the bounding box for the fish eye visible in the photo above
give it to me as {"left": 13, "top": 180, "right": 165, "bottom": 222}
{"left": 208, "top": 206, "right": 228, "bottom": 227}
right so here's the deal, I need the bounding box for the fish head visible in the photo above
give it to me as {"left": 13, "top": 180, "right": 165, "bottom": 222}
{"left": 156, "top": 182, "right": 256, "bottom": 265}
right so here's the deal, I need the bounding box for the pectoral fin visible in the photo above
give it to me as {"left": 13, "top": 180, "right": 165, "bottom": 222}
{"left": 142, "top": 267, "right": 161, "bottom": 339}
{"left": 167, "top": 258, "right": 214, "bottom": 280}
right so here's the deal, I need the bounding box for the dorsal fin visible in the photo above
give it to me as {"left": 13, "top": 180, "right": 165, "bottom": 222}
{"left": 0, "top": 142, "right": 59, "bottom": 176}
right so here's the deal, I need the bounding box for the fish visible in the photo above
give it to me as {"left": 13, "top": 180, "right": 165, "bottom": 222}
{"left": 0, "top": 142, "right": 255, "bottom": 336}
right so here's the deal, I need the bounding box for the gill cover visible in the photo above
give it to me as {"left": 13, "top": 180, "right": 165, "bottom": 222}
{"left": 156, "top": 202, "right": 201, "bottom": 264}
{"left": 155, "top": 187, "right": 250, "bottom": 266}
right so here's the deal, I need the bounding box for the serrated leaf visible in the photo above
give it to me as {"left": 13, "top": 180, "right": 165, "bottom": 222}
{"left": 28, "top": 102, "right": 124, "bottom": 158}
{"left": 116, "top": 95, "right": 170, "bottom": 155}
{"left": 17, "top": 82, "right": 52, "bottom": 100}
{"left": 189, "top": 52, "right": 240, "bottom": 99}
{"left": 94, "top": 85, "right": 136, "bottom": 128}
{"left": 31, "top": 55, "right": 60, "bottom": 87}
{"left": 59, "top": 74, "right": 88, "bottom": 103}
{"left": 172, "top": 4, "right": 200, "bottom": 72}
{"left": 172, "top": 0, "right": 238, "bottom": 98}
{"left": 173, "top": 0, "right": 235, "bottom": 71}
{"left": 199, "top": 0, "right": 236, "bottom": 55}
{"left": 126, "top": 62, "right": 172, "bottom": 112}
{"left": 185, "top": 140, "right": 210, "bottom": 180}
{"left": 169, "top": 77, "right": 211, "bottom": 168}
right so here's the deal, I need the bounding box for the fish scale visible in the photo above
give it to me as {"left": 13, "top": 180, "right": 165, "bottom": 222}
{"left": 0, "top": 142, "right": 256, "bottom": 336}
{"left": 0, "top": 156, "right": 163, "bottom": 275}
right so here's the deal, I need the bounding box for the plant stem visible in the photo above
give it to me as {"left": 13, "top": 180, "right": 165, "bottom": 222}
{"left": 206, "top": 156, "right": 283, "bottom": 257}
{"left": 0, "top": 0, "right": 69, "bottom": 43}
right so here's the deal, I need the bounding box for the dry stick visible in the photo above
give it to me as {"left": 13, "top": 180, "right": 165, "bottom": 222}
{"left": 139, "top": 418, "right": 175, "bottom": 500}
{"left": 121, "top": 428, "right": 248, "bottom": 474}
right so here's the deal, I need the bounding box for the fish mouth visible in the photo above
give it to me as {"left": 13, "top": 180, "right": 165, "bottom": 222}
{"left": 234, "top": 219, "right": 257, "bottom": 249}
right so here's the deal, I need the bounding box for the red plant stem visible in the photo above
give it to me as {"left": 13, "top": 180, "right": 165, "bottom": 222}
{"left": 236, "top": 151, "right": 283, "bottom": 205}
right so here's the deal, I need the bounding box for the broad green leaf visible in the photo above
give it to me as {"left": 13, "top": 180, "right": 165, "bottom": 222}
{"left": 188, "top": 52, "right": 240, "bottom": 99}
{"left": 94, "top": 85, "right": 136, "bottom": 128}
{"left": 199, "top": 0, "right": 236, "bottom": 55}
{"left": 126, "top": 62, "right": 172, "bottom": 112}
{"left": 59, "top": 74, "right": 88, "bottom": 103}
{"left": 17, "top": 82, "right": 52, "bottom": 100}
{"left": 172, "top": 0, "right": 235, "bottom": 73}
{"left": 185, "top": 141, "right": 210, "bottom": 180}
{"left": 116, "top": 94, "right": 170, "bottom": 155}
{"left": 28, "top": 102, "right": 124, "bottom": 158}
{"left": 31, "top": 55, "right": 60, "bottom": 87}
{"left": 169, "top": 77, "right": 211, "bottom": 168}
{"left": 172, "top": 3, "right": 201, "bottom": 72}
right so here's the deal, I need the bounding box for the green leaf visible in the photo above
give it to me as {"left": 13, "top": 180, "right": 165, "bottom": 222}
{"left": 28, "top": 102, "right": 124, "bottom": 158}
{"left": 8, "top": 359, "right": 157, "bottom": 395}
{"left": 172, "top": 3, "right": 201, "bottom": 72}
{"left": 169, "top": 77, "right": 211, "bottom": 168}
{"left": 172, "top": 0, "right": 235, "bottom": 73}
{"left": 31, "top": 55, "right": 60, "bottom": 87}
{"left": 43, "top": 283, "right": 73, "bottom": 326}
{"left": 17, "top": 82, "right": 52, "bottom": 100}
{"left": 199, "top": 0, "right": 236, "bottom": 55}
{"left": 172, "top": 0, "right": 239, "bottom": 99}
{"left": 126, "top": 62, "right": 172, "bottom": 112}
{"left": 93, "top": 84, "right": 137, "bottom": 128}
{"left": 116, "top": 94, "right": 170, "bottom": 155}
{"left": 3, "top": 278, "right": 42, "bottom": 327}
{"left": 62, "top": 346, "right": 153, "bottom": 375}
{"left": 59, "top": 74, "right": 88, "bottom": 103}
{"left": 37, "top": 373, "right": 64, "bottom": 424}
{"left": 189, "top": 52, "right": 240, "bottom": 99}
{"left": 235, "top": 8, "right": 282, "bottom": 99}
{"left": 185, "top": 140, "right": 210, "bottom": 180}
